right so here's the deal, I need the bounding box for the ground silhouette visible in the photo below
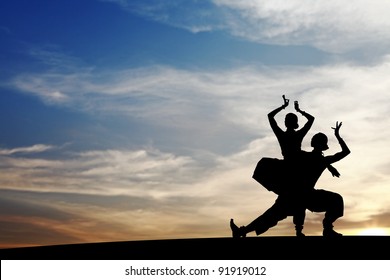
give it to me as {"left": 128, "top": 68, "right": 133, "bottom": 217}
{"left": 0, "top": 236, "right": 388, "bottom": 260}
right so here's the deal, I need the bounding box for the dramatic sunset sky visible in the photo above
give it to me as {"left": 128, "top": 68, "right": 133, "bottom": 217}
{"left": 1, "top": 0, "right": 390, "bottom": 248}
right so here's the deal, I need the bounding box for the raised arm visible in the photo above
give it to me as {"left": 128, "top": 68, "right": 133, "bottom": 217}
{"left": 268, "top": 95, "right": 289, "bottom": 132}
{"left": 294, "top": 101, "right": 315, "bottom": 133}
{"left": 268, "top": 95, "right": 289, "bottom": 118}
{"left": 326, "top": 121, "right": 351, "bottom": 164}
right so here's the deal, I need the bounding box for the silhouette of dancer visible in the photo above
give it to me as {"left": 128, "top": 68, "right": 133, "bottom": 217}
{"left": 266, "top": 95, "right": 315, "bottom": 236}
{"left": 293, "top": 121, "right": 350, "bottom": 237}
{"left": 268, "top": 95, "right": 314, "bottom": 160}
{"left": 253, "top": 96, "right": 341, "bottom": 236}
{"left": 268, "top": 95, "right": 340, "bottom": 176}
{"left": 231, "top": 121, "right": 350, "bottom": 238}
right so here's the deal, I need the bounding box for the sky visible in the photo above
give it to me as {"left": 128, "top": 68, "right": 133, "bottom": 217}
{"left": 1, "top": 0, "right": 390, "bottom": 248}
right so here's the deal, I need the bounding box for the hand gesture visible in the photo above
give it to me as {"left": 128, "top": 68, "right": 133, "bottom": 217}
{"left": 332, "top": 121, "right": 342, "bottom": 138}
{"left": 282, "top": 95, "right": 289, "bottom": 108}
{"left": 294, "top": 101, "right": 300, "bottom": 112}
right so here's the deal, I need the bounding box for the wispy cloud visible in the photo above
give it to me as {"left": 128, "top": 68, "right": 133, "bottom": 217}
{"left": 9, "top": 56, "right": 390, "bottom": 139}
{"left": 100, "top": 0, "right": 224, "bottom": 33}
{"left": 102, "top": 0, "right": 390, "bottom": 54}
{"left": 27, "top": 45, "right": 83, "bottom": 69}
{"left": 0, "top": 146, "right": 199, "bottom": 196}
{"left": 0, "top": 144, "right": 55, "bottom": 155}
{"left": 217, "top": 0, "right": 390, "bottom": 52}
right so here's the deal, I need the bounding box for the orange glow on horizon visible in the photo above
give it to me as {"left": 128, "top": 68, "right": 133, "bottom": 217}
{"left": 357, "top": 228, "right": 390, "bottom": 236}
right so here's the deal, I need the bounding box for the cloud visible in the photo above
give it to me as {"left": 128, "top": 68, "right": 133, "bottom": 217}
{"left": 0, "top": 146, "right": 200, "bottom": 197}
{"left": 102, "top": 0, "right": 390, "bottom": 54}
{"left": 0, "top": 189, "right": 219, "bottom": 246}
{"left": 100, "top": 0, "right": 225, "bottom": 33}
{"left": 27, "top": 46, "right": 83, "bottom": 69}
{"left": 226, "top": 1, "right": 390, "bottom": 55}
{"left": 9, "top": 56, "right": 390, "bottom": 140}
{"left": 216, "top": 0, "right": 390, "bottom": 52}
{"left": 0, "top": 144, "right": 55, "bottom": 155}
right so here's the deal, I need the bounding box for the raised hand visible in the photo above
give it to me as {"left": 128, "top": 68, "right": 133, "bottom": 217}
{"left": 282, "top": 95, "right": 289, "bottom": 108}
{"left": 332, "top": 121, "right": 343, "bottom": 138}
{"left": 294, "top": 101, "right": 300, "bottom": 112}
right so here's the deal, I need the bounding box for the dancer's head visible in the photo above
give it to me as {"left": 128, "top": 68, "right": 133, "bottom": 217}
{"left": 285, "top": 113, "right": 299, "bottom": 129}
{"left": 311, "top": 132, "right": 329, "bottom": 151}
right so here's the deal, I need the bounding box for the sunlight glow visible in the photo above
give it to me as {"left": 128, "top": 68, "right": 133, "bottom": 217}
{"left": 357, "top": 228, "right": 389, "bottom": 236}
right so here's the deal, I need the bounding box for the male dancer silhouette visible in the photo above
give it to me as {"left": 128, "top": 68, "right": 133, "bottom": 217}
{"left": 293, "top": 121, "right": 350, "bottom": 236}
{"left": 231, "top": 121, "right": 350, "bottom": 238}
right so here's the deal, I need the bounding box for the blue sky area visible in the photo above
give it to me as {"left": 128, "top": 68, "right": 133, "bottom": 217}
{"left": 1, "top": 0, "right": 390, "bottom": 247}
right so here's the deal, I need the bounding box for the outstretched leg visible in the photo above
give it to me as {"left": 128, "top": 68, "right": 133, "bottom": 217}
{"left": 230, "top": 197, "right": 288, "bottom": 238}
